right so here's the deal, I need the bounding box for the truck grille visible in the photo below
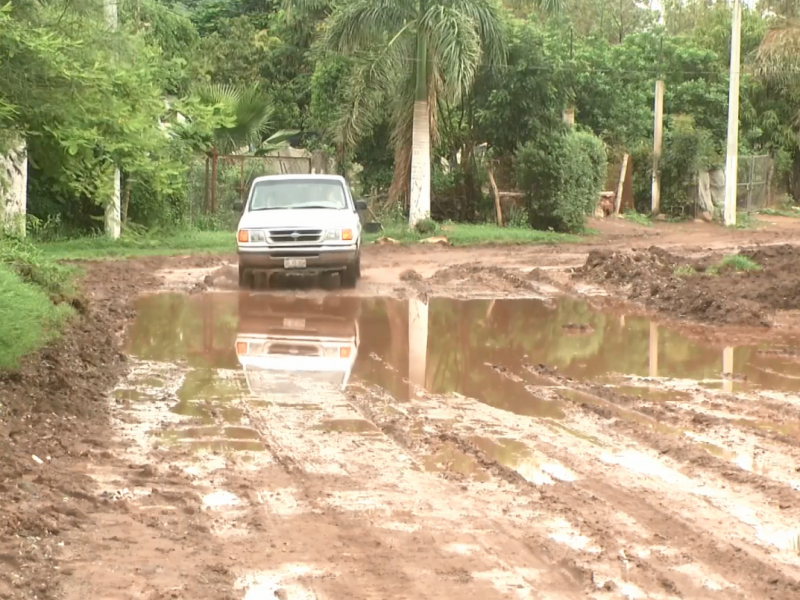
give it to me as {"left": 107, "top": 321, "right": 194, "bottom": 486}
{"left": 268, "top": 228, "right": 323, "bottom": 243}
{"left": 268, "top": 343, "right": 320, "bottom": 356}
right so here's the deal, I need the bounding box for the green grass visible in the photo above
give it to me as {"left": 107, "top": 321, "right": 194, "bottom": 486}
{"left": 39, "top": 230, "right": 235, "bottom": 261}
{"left": 719, "top": 254, "right": 760, "bottom": 272}
{"left": 733, "top": 211, "right": 764, "bottom": 230}
{"left": 760, "top": 206, "right": 800, "bottom": 218}
{"left": 0, "top": 237, "right": 79, "bottom": 369}
{"left": 0, "top": 264, "right": 73, "bottom": 369}
{"left": 623, "top": 210, "right": 652, "bottom": 227}
{"left": 673, "top": 255, "right": 760, "bottom": 278}
{"left": 33, "top": 223, "right": 581, "bottom": 261}
{"left": 366, "top": 222, "right": 581, "bottom": 246}
{"left": 673, "top": 265, "right": 697, "bottom": 277}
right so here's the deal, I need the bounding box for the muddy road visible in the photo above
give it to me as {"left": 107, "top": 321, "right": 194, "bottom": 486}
{"left": 4, "top": 219, "right": 800, "bottom": 600}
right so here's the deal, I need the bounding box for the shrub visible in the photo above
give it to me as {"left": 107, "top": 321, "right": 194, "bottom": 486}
{"left": 414, "top": 218, "right": 438, "bottom": 235}
{"left": 515, "top": 128, "right": 607, "bottom": 233}
{"left": 631, "top": 114, "right": 719, "bottom": 217}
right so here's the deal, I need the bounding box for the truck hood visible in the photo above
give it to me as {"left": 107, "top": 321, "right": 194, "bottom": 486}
{"left": 238, "top": 208, "right": 358, "bottom": 230}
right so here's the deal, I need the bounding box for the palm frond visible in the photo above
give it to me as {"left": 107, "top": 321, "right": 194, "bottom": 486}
{"left": 282, "top": 0, "right": 333, "bottom": 21}
{"left": 253, "top": 129, "right": 301, "bottom": 156}
{"left": 387, "top": 73, "right": 417, "bottom": 205}
{"left": 754, "top": 21, "right": 800, "bottom": 87}
{"left": 195, "top": 83, "right": 274, "bottom": 154}
{"left": 422, "top": 5, "right": 483, "bottom": 101}
{"left": 194, "top": 83, "right": 242, "bottom": 105}
{"left": 503, "top": 0, "right": 565, "bottom": 16}
{"left": 334, "top": 35, "right": 414, "bottom": 149}
{"left": 440, "top": 0, "right": 508, "bottom": 66}
{"left": 322, "top": 0, "right": 416, "bottom": 54}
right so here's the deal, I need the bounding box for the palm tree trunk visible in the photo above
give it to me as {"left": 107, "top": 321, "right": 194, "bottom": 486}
{"left": 408, "top": 30, "right": 431, "bottom": 226}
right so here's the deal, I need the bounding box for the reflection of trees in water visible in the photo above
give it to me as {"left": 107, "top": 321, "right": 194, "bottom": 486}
{"left": 356, "top": 297, "right": 740, "bottom": 407}
{"left": 126, "top": 293, "right": 239, "bottom": 367}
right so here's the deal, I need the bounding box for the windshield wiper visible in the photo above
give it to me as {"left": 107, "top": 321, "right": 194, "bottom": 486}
{"left": 292, "top": 205, "right": 337, "bottom": 210}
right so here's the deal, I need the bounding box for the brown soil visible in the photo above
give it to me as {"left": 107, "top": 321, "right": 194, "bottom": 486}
{"left": 576, "top": 244, "right": 800, "bottom": 327}
{"left": 6, "top": 217, "right": 800, "bottom": 599}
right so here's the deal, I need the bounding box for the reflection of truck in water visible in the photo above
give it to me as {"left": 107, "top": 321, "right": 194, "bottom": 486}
{"left": 235, "top": 294, "right": 360, "bottom": 394}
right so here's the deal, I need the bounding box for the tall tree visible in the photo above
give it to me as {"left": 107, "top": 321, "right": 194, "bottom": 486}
{"left": 299, "top": 0, "right": 507, "bottom": 225}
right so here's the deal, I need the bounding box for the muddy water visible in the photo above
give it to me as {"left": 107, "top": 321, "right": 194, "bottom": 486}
{"left": 126, "top": 291, "right": 800, "bottom": 403}
{"left": 111, "top": 291, "right": 800, "bottom": 598}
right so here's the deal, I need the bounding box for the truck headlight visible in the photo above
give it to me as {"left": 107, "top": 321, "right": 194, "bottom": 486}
{"left": 238, "top": 230, "right": 265, "bottom": 243}
{"left": 324, "top": 230, "right": 339, "bottom": 240}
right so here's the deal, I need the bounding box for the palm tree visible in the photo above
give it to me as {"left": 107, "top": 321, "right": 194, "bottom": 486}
{"left": 195, "top": 84, "right": 277, "bottom": 155}
{"left": 302, "top": 0, "right": 507, "bottom": 226}
{"left": 193, "top": 84, "right": 296, "bottom": 211}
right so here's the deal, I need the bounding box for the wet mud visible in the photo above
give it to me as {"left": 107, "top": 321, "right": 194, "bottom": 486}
{"left": 7, "top": 220, "right": 800, "bottom": 599}
{"left": 577, "top": 244, "right": 800, "bottom": 328}
{"left": 64, "top": 290, "right": 800, "bottom": 599}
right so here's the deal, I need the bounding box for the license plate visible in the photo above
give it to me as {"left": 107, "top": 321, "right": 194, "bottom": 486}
{"left": 284, "top": 258, "right": 306, "bottom": 269}
{"left": 283, "top": 318, "right": 306, "bottom": 330}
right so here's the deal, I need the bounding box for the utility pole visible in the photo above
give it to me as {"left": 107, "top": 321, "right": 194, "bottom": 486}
{"left": 104, "top": 0, "right": 121, "bottom": 239}
{"left": 723, "top": 0, "right": 742, "bottom": 227}
{"left": 651, "top": 79, "right": 664, "bottom": 215}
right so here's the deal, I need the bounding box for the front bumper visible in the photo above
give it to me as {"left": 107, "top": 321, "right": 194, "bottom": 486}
{"left": 238, "top": 244, "right": 358, "bottom": 272}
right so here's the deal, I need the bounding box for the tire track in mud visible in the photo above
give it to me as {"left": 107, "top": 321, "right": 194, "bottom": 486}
{"left": 348, "top": 386, "right": 715, "bottom": 599}
{"left": 347, "top": 361, "right": 800, "bottom": 600}
{"left": 234, "top": 386, "right": 590, "bottom": 600}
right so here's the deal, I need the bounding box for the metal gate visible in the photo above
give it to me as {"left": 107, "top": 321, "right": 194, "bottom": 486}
{"left": 737, "top": 154, "right": 772, "bottom": 213}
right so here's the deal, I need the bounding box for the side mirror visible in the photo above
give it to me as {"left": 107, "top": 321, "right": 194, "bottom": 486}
{"left": 232, "top": 201, "right": 244, "bottom": 212}
{"left": 355, "top": 200, "right": 368, "bottom": 211}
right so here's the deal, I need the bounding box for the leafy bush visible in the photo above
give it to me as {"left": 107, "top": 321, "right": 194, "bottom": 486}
{"left": 632, "top": 115, "right": 719, "bottom": 217}
{"left": 414, "top": 218, "right": 438, "bottom": 235}
{"left": 515, "top": 128, "right": 607, "bottom": 233}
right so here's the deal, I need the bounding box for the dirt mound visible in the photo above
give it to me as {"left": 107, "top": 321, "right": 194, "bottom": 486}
{"left": 430, "top": 264, "right": 533, "bottom": 292}
{"left": 575, "top": 245, "right": 800, "bottom": 327}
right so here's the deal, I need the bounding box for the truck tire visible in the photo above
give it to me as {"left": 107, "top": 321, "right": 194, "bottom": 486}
{"left": 239, "top": 265, "right": 257, "bottom": 289}
{"left": 340, "top": 255, "right": 360, "bottom": 289}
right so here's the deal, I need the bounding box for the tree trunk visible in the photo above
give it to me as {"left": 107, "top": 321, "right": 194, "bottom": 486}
{"left": 0, "top": 137, "right": 27, "bottom": 238}
{"left": 408, "top": 31, "right": 431, "bottom": 227}
{"left": 105, "top": 165, "right": 121, "bottom": 239}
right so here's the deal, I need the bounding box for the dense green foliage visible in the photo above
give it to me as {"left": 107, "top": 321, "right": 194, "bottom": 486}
{"left": 4, "top": 0, "right": 800, "bottom": 235}
{"left": 516, "top": 128, "right": 606, "bottom": 232}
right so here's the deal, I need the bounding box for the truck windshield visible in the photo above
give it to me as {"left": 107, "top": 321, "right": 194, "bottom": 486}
{"left": 249, "top": 180, "right": 347, "bottom": 211}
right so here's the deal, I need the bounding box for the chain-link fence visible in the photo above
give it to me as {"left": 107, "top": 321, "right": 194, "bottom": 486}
{"left": 185, "top": 150, "right": 334, "bottom": 229}
{"left": 695, "top": 154, "right": 774, "bottom": 218}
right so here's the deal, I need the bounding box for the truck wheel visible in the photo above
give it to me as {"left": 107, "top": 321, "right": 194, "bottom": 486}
{"left": 238, "top": 265, "right": 252, "bottom": 289}
{"left": 340, "top": 255, "right": 360, "bottom": 289}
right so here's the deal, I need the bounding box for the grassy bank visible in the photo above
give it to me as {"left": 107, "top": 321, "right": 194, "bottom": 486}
{"left": 0, "top": 239, "right": 75, "bottom": 369}
{"left": 38, "top": 223, "right": 580, "bottom": 261}
{"left": 39, "top": 230, "right": 234, "bottom": 261}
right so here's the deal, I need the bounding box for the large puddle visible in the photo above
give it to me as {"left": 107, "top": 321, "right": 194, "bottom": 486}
{"left": 112, "top": 290, "right": 800, "bottom": 474}
{"left": 125, "top": 291, "right": 800, "bottom": 404}
{"left": 111, "top": 290, "right": 800, "bottom": 585}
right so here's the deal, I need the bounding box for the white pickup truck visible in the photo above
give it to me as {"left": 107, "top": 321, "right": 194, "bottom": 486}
{"left": 234, "top": 174, "right": 369, "bottom": 289}
{"left": 234, "top": 294, "right": 360, "bottom": 394}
